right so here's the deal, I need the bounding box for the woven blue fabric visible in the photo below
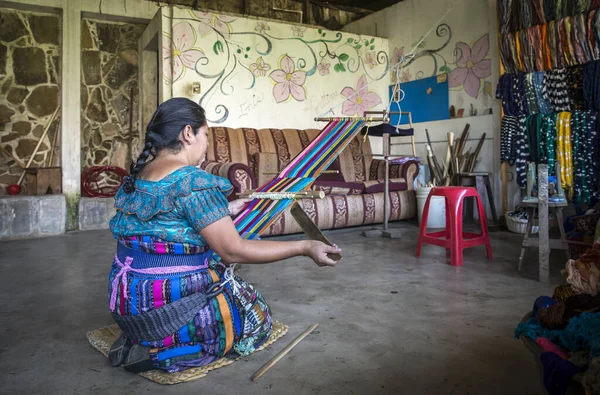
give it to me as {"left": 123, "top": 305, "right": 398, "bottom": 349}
{"left": 110, "top": 166, "right": 233, "bottom": 245}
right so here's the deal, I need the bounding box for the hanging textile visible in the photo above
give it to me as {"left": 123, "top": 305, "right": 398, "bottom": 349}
{"left": 557, "top": 112, "right": 574, "bottom": 197}
{"left": 584, "top": 60, "right": 600, "bottom": 111}
{"left": 533, "top": 0, "right": 547, "bottom": 25}
{"left": 545, "top": 0, "right": 556, "bottom": 21}
{"left": 568, "top": 65, "right": 586, "bottom": 110}
{"left": 541, "top": 113, "right": 557, "bottom": 175}
{"left": 500, "top": 0, "right": 512, "bottom": 35}
{"left": 546, "top": 69, "right": 572, "bottom": 111}
{"left": 595, "top": 9, "right": 600, "bottom": 56}
{"left": 516, "top": 116, "right": 530, "bottom": 188}
{"left": 534, "top": 71, "right": 553, "bottom": 113}
{"left": 501, "top": 116, "right": 519, "bottom": 165}
{"left": 576, "top": 0, "right": 592, "bottom": 14}
{"left": 511, "top": 0, "right": 524, "bottom": 32}
{"left": 572, "top": 111, "right": 599, "bottom": 205}
{"left": 233, "top": 118, "right": 365, "bottom": 239}
{"left": 525, "top": 73, "right": 541, "bottom": 113}
{"left": 526, "top": 114, "right": 542, "bottom": 164}
{"left": 588, "top": 10, "right": 599, "bottom": 60}
{"left": 548, "top": 20, "right": 559, "bottom": 69}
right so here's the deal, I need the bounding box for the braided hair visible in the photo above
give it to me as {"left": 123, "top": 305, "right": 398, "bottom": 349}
{"left": 123, "top": 98, "right": 207, "bottom": 193}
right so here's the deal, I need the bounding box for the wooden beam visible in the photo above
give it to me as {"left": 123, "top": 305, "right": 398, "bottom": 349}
{"left": 290, "top": 202, "right": 342, "bottom": 262}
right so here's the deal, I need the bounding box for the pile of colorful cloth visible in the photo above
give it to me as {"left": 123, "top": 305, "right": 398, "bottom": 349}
{"left": 516, "top": 237, "right": 600, "bottom": 394}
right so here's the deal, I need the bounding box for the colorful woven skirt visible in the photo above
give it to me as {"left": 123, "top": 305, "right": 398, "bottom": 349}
{"left": 108, "top": 237, "right": 272, "bottom": 373}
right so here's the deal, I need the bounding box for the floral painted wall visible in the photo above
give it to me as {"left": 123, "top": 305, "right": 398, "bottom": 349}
{"left": 344, "top": 0, "right": 496, "bottom": 116}
{"left": 161, "top": 7, "right": 390, "bottom": 129}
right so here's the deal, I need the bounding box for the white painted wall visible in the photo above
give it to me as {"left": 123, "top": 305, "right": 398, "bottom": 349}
{"left": 160, "top": 7, "right": 390, "bottom": 129}
{"left": 344, "top": 0, "right": 512, "bottom": 215}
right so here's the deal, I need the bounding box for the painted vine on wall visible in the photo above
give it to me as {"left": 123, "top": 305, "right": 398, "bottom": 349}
{"left": 163, "top": 11, "right": 389, "bottom": 123}
{"left": 390, "top": 24, "right": 492, "bottom": 100}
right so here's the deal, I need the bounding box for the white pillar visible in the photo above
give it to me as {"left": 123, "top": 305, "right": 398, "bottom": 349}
{"left": 61, "top": 0, "right": 82, "bottom": 230}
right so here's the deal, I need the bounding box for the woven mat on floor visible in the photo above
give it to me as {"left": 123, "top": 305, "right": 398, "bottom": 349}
{"left": 86, "top": 321, "right": 289, "bottom": 385}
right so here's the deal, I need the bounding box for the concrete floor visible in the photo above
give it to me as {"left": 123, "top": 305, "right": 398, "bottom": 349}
{"left": 0, "top": 222, "right": 566, "bottom": 395}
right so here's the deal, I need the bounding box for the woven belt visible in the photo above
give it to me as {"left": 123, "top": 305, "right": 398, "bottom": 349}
{"left": 112, "top": 281, "right": 222, "bottom": 342}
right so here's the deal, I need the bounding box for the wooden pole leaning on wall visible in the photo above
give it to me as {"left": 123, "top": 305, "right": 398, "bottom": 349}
{"left": 251, "top": 323, "right": 319, "bottom": 382}
{"left": 17, "top": 106, "right": 60, "bottom": 186}
{"left": 0, "top": 145, "right": 26, "bottom": 168}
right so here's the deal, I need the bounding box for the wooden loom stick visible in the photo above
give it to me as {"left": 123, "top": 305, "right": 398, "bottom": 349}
{"left": 290, "top": 202, "right": 342, "bottom": 262}
{"left": 251, "top": 323, "right": 319, "bottom": 382}
{"left": 237, "top": 190, "right": 326, "bottom": 199}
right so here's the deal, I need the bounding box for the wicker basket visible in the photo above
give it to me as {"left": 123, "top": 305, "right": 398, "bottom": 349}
{"left": 507, "top": 213, "right": 539, "bottom": 234}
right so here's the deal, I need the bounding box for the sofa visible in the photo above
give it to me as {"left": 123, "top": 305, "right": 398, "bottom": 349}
{"left": 200, "top": 126, "right": 419, "bottom": 237}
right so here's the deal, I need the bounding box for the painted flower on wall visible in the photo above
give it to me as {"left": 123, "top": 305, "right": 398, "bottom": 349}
{"left": 364, "top": 51, "right": 377, "bottom": 69}
{"left": 341, "top": 75, "right": 382, "bottom": 116}
{"left": 163, "top": 22, "right": 204, "bottom": 83}
{"left": 400, "top": 69, "right": 412, "bottom": 82}
{"left": 250, "top": 57, "right": 271, "bottom": 77}
{"left": 255, "top": 21, "right": 270, "bottom": 34}
{"left": 391, "top": 46, "right": 404, "bottom": 66}
{"left": 291, "top": 25, "right": 306, "bottom": 38}
{"left": 193, "top": 11, "right": 235, "bottom": 38}
{"left": 269, "top": 55, "right": 307, "bottom": 103}
{"left": 448, "top": 34, "right": 491, "bottom": 98}
{"left": 318, "top": 60, "right": 330, "bottom": 76}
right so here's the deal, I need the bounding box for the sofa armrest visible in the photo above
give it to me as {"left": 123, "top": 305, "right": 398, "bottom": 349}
{"left": 201, "top": 160, "right": 257, "bottom": 199}
{"left": 254, "top": 152, "right": 279, "bottom": 187}
{"left": 369, "top": 159, "right": 420, "bottom": 190}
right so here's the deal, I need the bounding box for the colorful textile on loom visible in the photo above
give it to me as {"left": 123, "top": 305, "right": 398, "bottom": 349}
{"left": 232, "top": 118, "right": 365, "bottom": 240}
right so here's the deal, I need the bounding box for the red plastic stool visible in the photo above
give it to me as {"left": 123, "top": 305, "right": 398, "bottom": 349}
{"left": 416, "top": 186, "right": 492, "bottom": 266}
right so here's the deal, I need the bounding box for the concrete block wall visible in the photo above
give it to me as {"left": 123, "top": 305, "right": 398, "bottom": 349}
{"left": 0, "top": 195, "right": 66, "bottom": 240}
{"left": 78, "top": 197, "right": 115, "bottom": 231}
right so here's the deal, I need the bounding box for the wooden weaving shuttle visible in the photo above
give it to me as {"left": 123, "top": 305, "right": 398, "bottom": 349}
{"left": 290, "top": 202, "right": 342, "bottom": 262}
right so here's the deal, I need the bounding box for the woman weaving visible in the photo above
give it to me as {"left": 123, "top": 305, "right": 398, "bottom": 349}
{"left": 108, "top": 98, "right": 340, "bottom": 373}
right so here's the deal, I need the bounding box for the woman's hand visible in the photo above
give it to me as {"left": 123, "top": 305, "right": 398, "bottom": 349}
{"left": 228, "top": 198, "right": 252, "bottom": 216}
{"left": 302, "top": 240, "right": 342, "bottom": 267}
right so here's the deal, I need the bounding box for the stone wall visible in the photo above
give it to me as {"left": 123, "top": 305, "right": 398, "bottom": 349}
{"left": 81, "top": 19, "right": 145, "bottom": 181}
{"left": 0, "top": 9, "right": 61, "bottom": 195}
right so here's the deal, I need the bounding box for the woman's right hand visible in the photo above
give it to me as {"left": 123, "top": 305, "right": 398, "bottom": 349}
{"left": 302, "top": 240, "right": 342, "bottom": 267}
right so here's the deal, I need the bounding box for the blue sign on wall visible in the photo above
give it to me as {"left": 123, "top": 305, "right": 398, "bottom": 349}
{"left": 388, "top": 74, "right": 450, "bottom": 125}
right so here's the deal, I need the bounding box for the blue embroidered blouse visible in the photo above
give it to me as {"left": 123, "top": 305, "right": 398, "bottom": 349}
{"left": 109, "top": 166, "right": 233, "bottom": 246}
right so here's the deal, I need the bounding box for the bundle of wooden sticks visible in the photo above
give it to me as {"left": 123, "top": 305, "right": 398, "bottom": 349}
{"left": 424, "top": 124, "right": 486, "bottom": 186}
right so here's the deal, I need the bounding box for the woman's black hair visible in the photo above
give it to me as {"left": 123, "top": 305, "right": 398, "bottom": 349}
{"left": 122, "top": 97, "right": 207, "bottom": 193}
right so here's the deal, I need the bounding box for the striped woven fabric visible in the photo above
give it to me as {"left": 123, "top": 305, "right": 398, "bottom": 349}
{"left": 233, "top": 118, "right": 365, "bottom": 239}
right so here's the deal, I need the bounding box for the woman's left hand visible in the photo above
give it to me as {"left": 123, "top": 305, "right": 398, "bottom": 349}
{"left": 228, "top": 198, "right": 252, "bottom": 216}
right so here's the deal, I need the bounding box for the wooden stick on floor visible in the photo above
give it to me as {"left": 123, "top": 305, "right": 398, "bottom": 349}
{"left": 251, "top": 323, "right": 319, "bottom": 382}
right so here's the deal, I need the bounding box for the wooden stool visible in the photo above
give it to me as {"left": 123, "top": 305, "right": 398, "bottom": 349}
{"left": 517, "top": 200, "right": 570, "bottom": 272}
{"left": 25, "top": 167, "right": 62, "bottom": 195}
{"left": 458, "top": 172, "right": 499, "bottom": 225}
